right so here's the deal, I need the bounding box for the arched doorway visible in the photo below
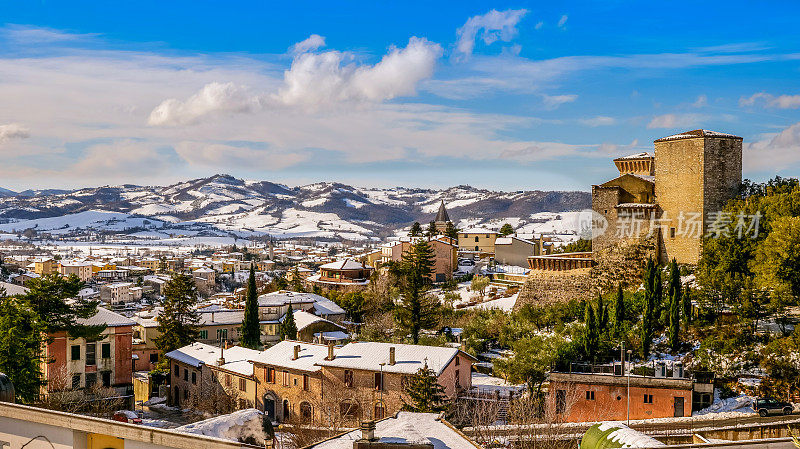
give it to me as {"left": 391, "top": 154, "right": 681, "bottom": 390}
{"left": 300, "top": 402, "right": 313, "bottom": 423}
{"left": 173, "top": 386, "right": 180, "bottom": 406}
{"left": 282, "top": 399, "right": 290, "bottom": 422}
{"left": 374, "top": 401, "right": 385, "bottom": 419}
{"left": 263, "top": 394, "right": 276, "bottom": 421}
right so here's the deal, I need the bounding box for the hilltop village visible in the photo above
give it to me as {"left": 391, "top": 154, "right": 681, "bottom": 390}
{"left": 1, "top": 129, "right": 800, "bottom": 448}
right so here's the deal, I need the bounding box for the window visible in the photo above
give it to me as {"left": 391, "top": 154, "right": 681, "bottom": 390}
{"left": 586, "top": 390, "right": 595, "bottom": 400}
{"left": 183, "top": 389, "right": 189, "bottom": 400}
{"left": 183, "top": 369, "right": 188, "bottom": 382}
{"left": 239, "top": 378, "right": 247, "bottom": 392}
{"left": 71, "top": 374, "right": 81, "bottom": 389}
{"left": 150, "top": 353, "right": 158, "bottom": 363}
{"left": 85, "top": 373, "right": 97, "bottom": 389}
{"left": 374, "top": 372, "right": 383, "bottom": 391}
{"left": 475, "top": 246, "right": 479, "bottom": 251}
{"left": 216, "top": 328, "right": 228, "bottom": 342}
{"left": 340, "top": 401, "right": 358, "bottom": 418}
{"left": 303, "top": 374, "right": 309, "bottom": 391}
{"left": 344, "top": 370, "right": 353, "bottom": 388}
{"left": 644, "top": 394, "right": 653, "bottom": 404}
{"left": 225, "top": 374, "right": 232, "bottom": 387}
{"left": 101, "top": 371, "right": 111, "bottom": 387}
{"left": 199, "top": 330, "right": 208, "bottom": 339}
{"left": 455, "top": 357, "right": 460, "bottom": 366}
{"left": 300, "top": 402, "right": 313, "bottom": 423}
{"left": 670, "top": 227, "right": 676, "bottom": 238}
{"left": 266, "top": 367, "right": 275, "bottom": 383}
{"left": 282, "top": 371, "right": 290, "bottom": 387}
{"left": 191, "top": 371, "right": 197, "bottom": 385}
{"left": 101, "top": 343, "right": 111, "bottom": 359}
{"left": 474, "top": 236, "right": 479, "bottom": 243}
{"left": 174, "top": 364, "right": 179, "bottom": 377}
{"left": 85, "top": 343, "right": 96, "bottom": 366}
{"left": 71, "top": 345, "right": 81, "bottom": 361}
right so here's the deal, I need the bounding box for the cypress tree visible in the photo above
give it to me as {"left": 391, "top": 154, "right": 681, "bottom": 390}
{"left": 280, "top": 307, "right": 298, "bottom": 340}
{"left": 669, "top": 287, "right": 680, "bottom": 352}
{"left": 584, "top": 303, "right": 598, "bottom": 357}
{"left": 426, "top": 221, "right": 437, "bottom": 237}
{"left": 613, "top": 283, "right": 625, "bottom": 337}
{"left": 596, "top": 292, "right": 607, "bottom": 330}
{"left": 640, "top": 258, "right": 659, "bottom": 359}
{"left": 240, "top": 264, "right": 261, "bottom": 349}
{"left": 155, "top": 273, "right": 200, "bottom": 355}
{"left": 391, "top": 239, "right": 439, "bottom": 344}
{"left": 402, "top": 366, "right": 448, "bottom": 412}
{"left": 682, "top": 285, "right": 692, "bottom": 328}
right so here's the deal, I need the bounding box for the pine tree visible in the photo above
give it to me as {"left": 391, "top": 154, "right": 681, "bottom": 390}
{"left": 613, "top": 283, "right": 625, "bottom": 337}
{"left": 0, "top": 295, "right": 45, "bottom": 403}
{"left": 584, "top": 303, "right": 598, "bottom": 357}
{"left": 444, "top": 221, "right": 459, "bottom": 240}
{"left": 426, "top": 221, "right": 437, "bottom": 238}
{"left": 391, "top": 239, "right": 440, "bottom": 344}
{"left": 409, "top": 222, "right": 423, "bottom": 237}
{"left": 682, "top": 285, "right": 692, "bottom": 329}
{"left": 280, "top": 307, "right": 298, "bottom": 340}
{"left": 596, "top": 292, "right": 607, "bottom": 330}
{"left": 401, "top": 366, "right": 448, "bottom": 412}
{"left": 20, "top": 274, "right": 100, "bottom": 334}
{"left": 154, "top": 273, "right": 200, "bottom": 355}
{"left": 499, "top": 223, "right": 514, "bottom": 236}
{"left": 240, "top": 265, "right": 261, "bottom": 349}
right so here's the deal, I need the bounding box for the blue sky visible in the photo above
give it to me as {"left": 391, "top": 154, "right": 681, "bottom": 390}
{"left": 1, "top": 1, "right": 800, "bottom": 191}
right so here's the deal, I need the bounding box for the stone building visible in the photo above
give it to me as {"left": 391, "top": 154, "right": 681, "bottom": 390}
{"left": 592, "top": 129, "right": 742, "bottom": 264}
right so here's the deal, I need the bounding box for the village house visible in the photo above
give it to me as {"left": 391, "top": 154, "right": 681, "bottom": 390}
{"left": 380, "top": 237, "right": 457, "bottom": 282}
{"left": 43, "top": 307, "right": 135, "bottom": 395}
{"left": 100, "top": 282, "right": 141, "bottom": 305}
{"left": 33, "top": 258, "right": 58, "bottom": 276}
{"left": 494, "top": 235, "right": 547, "bottom": 268}
{"left": 165, "top": 342, "right": 261, "bottom": 410}
{"left": 306, "top": 259, "right": 373, "bottom": 292}
{"left": 58, "top": 261, "right": 93, "bottom": 282}
{"left": 457, "top": 228, "right": 499, "bottom": 256}
{"left": 131, "top": 313, "right": 160, "bottom": 372}
{"left": 291, "top": 309, "right": 348, "bottom": 343}
{"left": 315, "top": 342, "right": 476, "bottom": 423}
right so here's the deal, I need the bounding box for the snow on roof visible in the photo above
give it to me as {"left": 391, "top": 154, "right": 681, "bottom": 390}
{"left": 614, "top": 152, "right": 652, "bottom": 160}
{"left": 654, "top": 129, "right": 742, "bottom": 142}
{"left": 319, "top": 259, "right": 368, "bottom": 270}
{"left": 311, "top": 297, "right": 346, "bottom": 316}
{"left": 198, "top": 309, "right": 244, "bottom": 326}
{"left": 0, "top": 281, "right": 29, "bottom": 296}
{"left": 174, "top": 408, "right": 267, "bottom": 446}
{"left": 193, "top": 267, "right": 214, "bottom": 273}
{"left": 314, "top": 331, "right": 349, "bottom": 341}
{"left": 460, "top": 227, "right": 499, "bottom": 235}
{"left": 78, "top": 307, "right": 136, "bottom": 328}
{"left": 291, "top": 310, "right": 345, "bottom": 332}
{"left": 632, "top": 174, "right": 655, "bottom": 183}
{"left": 257, "top": 290, "right": 324, "bottom": 307}
{"left": 615, "top": 203, "right": 658, "bottom": 208}
{"left": 165, "top": 342, "right": 259, "bottom": 376}
{"left": 494, "top": 236, "right": 535, "bottom": 246}
{"left": 309, "top": 412, "right": 480, "bottom": 449}
{"left": 249, "top": 340, "right": 332, "bottom": 372}
{"left": 316, "top": 341, "right": 464, "bottom": 376}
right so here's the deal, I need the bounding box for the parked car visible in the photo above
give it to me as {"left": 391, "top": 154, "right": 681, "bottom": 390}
{"left": 458, "top": 259, "right": 475, "bottom": 266}
{"left": 753, "top": 398, "right": 793, "bottom": 417}
{"left": 113, "top": 410, "right": 143, "bottom": 424}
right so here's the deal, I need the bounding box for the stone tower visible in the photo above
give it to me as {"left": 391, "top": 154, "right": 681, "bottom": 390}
{"left": 434, "top": 200, "right": 450, "bottom": 233}
{"left": 653, "top": 129, "right": 742, "bottom": 264}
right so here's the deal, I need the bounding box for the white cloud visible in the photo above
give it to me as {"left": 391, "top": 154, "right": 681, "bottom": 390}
{"left": 71, "top": 140, "right": 173, "bottom": 178}
{"left": 276, "top": 37, "right": 442, "bottom": 108}
{"left": 740, "top": 92, "right": 800, "bottom": 109}
{"left": 646, "top": 113, "right": 706, "bottom": 129}
{"left": 148, "top": 82, "right": 263, "bottom": 126}
{"left": 745, "top": 122, "right": 800, "bottom": 171}
{"left": 0, "top": 123, "right": 29, "bottom": 142}
{"left": 175, "top": 141, "right": 307, "bottom": 170}
{"left": 455, "top": 9, "right": 528, "bottom": 58}
{"left": 557, "top": 15, "right": 569, "bottom": 28}
{"left": 692, "top": 94, "right": 708, "bottom": 108}
{"left": 290, "top": 34, "right": 325, "bottom": 55}
{"left": 579, "top": 116, "right": 615, "bottom": 127}
{"left": 1, "top": 24, "right": 99, "bottom": 44}
{"left": 535, "top": 21, "right": 544, "bottom": 30}
{"left": 542, "top": 94, "right": 577, "bottom": 109}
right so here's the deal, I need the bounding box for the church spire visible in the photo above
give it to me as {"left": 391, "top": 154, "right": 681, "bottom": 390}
{"left": 434, "top": 200, "right": 450, "bottom": 223}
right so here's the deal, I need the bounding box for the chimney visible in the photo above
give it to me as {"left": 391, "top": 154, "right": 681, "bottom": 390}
{"left": 326, "top": 342, "right": 335, "bottom": 361}
{"left": 217, "top": 345, "right": 225, "bottom": 366}
{"left": 388, "top": 347, "right": 396, "bottom": 366}
{"left": 292, "top": 344, "right": 300, "bottom": 361}
{"left": 360, "top": 420, "right": 376, "bottom": 441}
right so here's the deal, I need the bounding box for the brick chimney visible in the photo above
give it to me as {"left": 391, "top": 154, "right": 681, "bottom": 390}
{"left": 389, "top": 347, "right": 395, "bottom": 366}
{"left": 326, "top": 342, "right": 335, "bottom": 361}
{"left": 292, "top": 344, "right": 300, "bottom": 360}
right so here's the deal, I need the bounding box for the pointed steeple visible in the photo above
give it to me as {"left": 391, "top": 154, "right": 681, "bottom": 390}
{"left": 434, "top": 200, "right": 450, "bottom": 223}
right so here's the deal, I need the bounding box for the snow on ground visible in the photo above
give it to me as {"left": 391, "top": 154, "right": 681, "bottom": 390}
{"left": 466, "top": 293, "right": 518, "bottom": 312}
{"left": 174, "top": 409, "right": 267, "bottom": 445}
{"left": 471, "top": 372, "right": 525, "bottom": 396}
{"left": 694, "top": 393, "right": 755, "bottom": 417}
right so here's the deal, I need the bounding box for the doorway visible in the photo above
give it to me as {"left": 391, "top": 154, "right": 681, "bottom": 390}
{"left": 673, "top": 396, "right": 685, "bottom": 417}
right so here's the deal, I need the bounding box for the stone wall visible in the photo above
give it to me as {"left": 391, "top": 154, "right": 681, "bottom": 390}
{"left": 515, "top": 268, "right": 593, "bottom": 309}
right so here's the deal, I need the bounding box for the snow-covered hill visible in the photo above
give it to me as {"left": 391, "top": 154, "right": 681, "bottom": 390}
{"left": 0, "top": 175, "right": 590, "bottom": 242}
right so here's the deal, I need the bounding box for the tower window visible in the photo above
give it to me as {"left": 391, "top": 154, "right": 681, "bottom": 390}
{"left": 670, "top": 227, "right": 676, "bottom": 238}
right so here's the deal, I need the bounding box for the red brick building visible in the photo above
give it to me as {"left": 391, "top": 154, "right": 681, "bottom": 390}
{"left": 43, "top": 308, "right": 135, "bottom": 394}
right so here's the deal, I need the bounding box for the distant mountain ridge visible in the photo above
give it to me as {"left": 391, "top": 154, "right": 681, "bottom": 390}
{"left": 0, "top": 174, "right": 590, "bottom": 241}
